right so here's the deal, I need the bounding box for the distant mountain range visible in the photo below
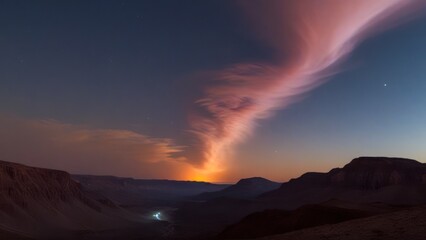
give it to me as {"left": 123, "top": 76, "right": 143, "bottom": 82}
{"left": 1, "top": 157, "right": 426, "bottom": 240}
{"left": 73, "top": 175, "right": 229, "bottom": 209}
{"left": 194, "top": 177, "right": 280, "bottom": 200}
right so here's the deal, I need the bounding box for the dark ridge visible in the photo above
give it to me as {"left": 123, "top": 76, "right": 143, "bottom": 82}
{"left": 262, "top": 157, "right": 426, "bottom": 199}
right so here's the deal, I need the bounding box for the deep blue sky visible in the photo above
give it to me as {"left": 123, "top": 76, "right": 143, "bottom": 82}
{"left": 0, "top": 0, "right": 425, "bottom": 181}
{"left": 236, "top": 15, "right": 426, "bottom": 179}
{"left": 0, "top": 0, "right": 270, "bottom": 138}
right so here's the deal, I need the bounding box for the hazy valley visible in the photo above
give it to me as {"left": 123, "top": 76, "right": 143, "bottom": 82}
{"left": 1, "top": 157, "right": 426, "bottom": 239}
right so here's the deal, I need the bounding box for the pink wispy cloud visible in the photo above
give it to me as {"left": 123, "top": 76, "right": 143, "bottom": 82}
{"left": 188, "top": 0, "right": 424, "bottom": 175}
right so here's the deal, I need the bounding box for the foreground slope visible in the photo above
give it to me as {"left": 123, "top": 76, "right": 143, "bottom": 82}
{"left": 218, "top": 204, "right": 374, "bottom": 239}
{"left": 253, "top": 205, "right": 426, "bottom": 240}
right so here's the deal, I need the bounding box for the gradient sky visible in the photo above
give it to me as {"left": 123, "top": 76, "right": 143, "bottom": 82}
{"left": 1, "top": 0, "right": 425, "bottom": 182}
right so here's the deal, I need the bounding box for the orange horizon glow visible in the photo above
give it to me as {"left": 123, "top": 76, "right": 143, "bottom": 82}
{"left": 182, "top": 163, "right": 224, "bottom": 183}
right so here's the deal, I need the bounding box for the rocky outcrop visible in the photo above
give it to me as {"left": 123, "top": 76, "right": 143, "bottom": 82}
{"left": 328, "top": 157, "right": 426, "bottom": 189}
{"left": 0, "top": 160, "right": 138, "bottom": 238}
{"left": 0, "top": 160, "right": 89, "bottom": 208}
{"left": 261, "top": 157, "right": 426, "bottom": 206}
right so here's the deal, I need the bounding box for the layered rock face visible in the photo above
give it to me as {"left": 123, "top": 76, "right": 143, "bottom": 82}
{"left": 0, "top": 160, "right": 87, "bottom": 207}
{"left": 262, "top": 157, "right": 426, "bottom": 206}
{"left": 328, "top": 157, "right": 426, "bottom": 189}
{"left": 271, "top": 157, "right": 426, "bottom": 191}
{"left": 0, "top": 161, "right": 137, "bottom": 238}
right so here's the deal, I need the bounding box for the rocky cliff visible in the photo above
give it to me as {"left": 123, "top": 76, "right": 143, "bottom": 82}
{"left": 261, "top": 157, "right": 426, "bottom": 206}
{"left": 0, "top": 160, "right": 139, "bottom": 238}
{"left": 328, "top": 157, "right": 426, "bottom": 189}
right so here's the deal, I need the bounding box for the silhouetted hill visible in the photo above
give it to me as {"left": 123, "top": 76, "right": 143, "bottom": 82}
{"left": 261, "top": 157, "right": 426, "bottom": 207}
{"left": 195, "top": 177, "right": 280, "bottom": 200}
{"left": 330, "top": 157, "right": 426, "bottom": 189}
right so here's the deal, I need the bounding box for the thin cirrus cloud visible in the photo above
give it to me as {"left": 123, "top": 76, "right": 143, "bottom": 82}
{"left": 0, "top": 115, "right": 189, "bottom": 179}
{"left": 188, "top": 0, "right": 424, "bottom": 177}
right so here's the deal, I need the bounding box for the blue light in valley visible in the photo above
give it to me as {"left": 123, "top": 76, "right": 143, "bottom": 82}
{"left": 153, "top": 212, "right": 161, "bottom": 221}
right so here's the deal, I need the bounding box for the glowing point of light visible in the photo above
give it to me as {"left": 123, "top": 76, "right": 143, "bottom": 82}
{"left": 153, "top": 212, "right": 161, "bottom": 220}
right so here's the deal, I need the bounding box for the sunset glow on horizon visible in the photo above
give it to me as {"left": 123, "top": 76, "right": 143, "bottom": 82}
{"left": 1, "top": 1, "right": 426, "bottom": 183}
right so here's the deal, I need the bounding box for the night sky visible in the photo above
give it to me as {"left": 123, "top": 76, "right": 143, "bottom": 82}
{"left": 1, "top": 0, "right": 425, "bottom": 182}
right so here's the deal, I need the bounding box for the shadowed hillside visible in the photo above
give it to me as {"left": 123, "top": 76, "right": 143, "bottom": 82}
{"left": 174, "top": 157, "right": 426, "bottom": 239}
{"left": 217, "top": 202, "right": 407, "bottom": 239}
{"left": 0, "top": 160, "right": 165, "bottom": 239}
